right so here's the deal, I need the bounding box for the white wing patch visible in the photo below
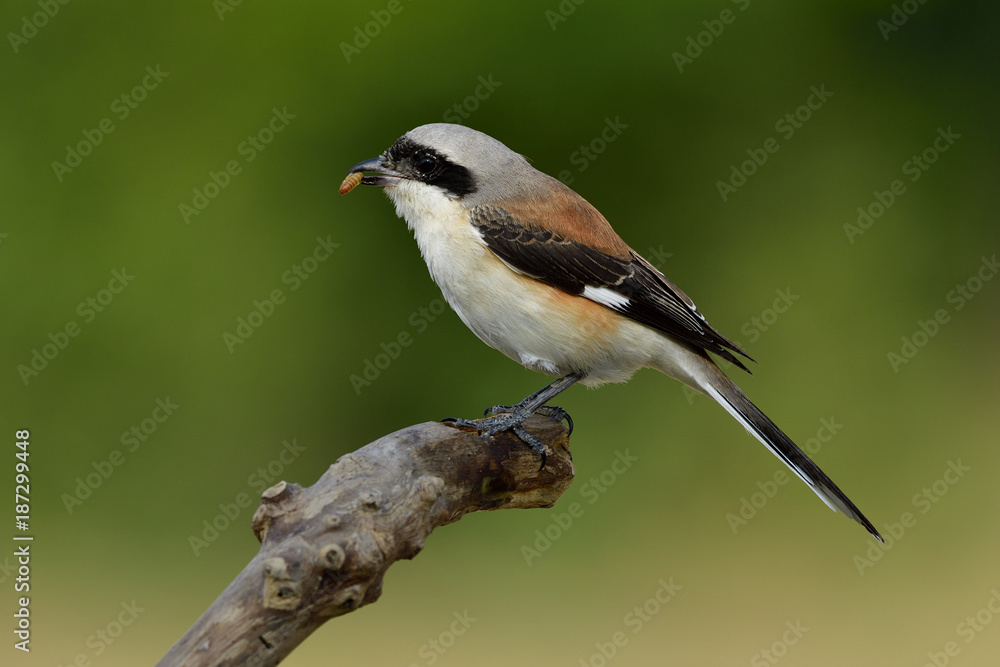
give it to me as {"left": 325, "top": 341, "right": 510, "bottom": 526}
{"left": 582, "top": 285, "right": 631, "bottom": 310}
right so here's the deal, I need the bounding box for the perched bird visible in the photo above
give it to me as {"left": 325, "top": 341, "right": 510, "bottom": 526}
{"left": 341, "top": 123, "right": 881, "bottom": 541}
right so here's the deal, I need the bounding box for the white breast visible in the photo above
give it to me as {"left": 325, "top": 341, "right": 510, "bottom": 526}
{"left": 383, "top": 181, "right": 684, "bottom": 386}
{"left": 386, "top": 181, "right": 487, "bottom": 310}
{"left": 387, "top": 182, "right": 527, "bottom": 355}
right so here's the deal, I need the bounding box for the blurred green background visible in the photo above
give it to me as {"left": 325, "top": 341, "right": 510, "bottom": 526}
{"left": 3, "top": 1, "right": 999, "bottom": 665}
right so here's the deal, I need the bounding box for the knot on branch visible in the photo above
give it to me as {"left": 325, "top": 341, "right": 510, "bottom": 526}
{"left": 159, "top": 416, "right": 573, "bottom": 667}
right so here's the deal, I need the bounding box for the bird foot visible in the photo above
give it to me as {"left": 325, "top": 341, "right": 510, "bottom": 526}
{"left": 442, "top": 404, "right": 573, "bottom": 470}
{"left": 484, "top": 404, "right": 574, "bottom": 435}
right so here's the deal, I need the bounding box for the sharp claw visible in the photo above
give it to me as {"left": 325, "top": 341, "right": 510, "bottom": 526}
{"left": 441, "top": 417, "right": 484, "bottom": 435}
{"left": 511, "top": 424, "right": 547, "bottom": 470}
{"left": 445, "top": 397, "right": 573, "bottom": 469}
{"left": 533, "top": 405, "right": 573, "bottom": 434}
{"left": 534, "top": 447, "right": 547, "bottom": 470}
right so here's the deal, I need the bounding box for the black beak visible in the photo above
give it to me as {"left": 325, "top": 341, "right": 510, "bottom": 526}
{"left": 340, "top": 157, "right": 406, "bottom": 194}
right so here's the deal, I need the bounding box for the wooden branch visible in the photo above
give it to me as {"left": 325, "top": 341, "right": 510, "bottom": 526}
{"left": 157, "top": 416, "right": 573, "bottom": 667}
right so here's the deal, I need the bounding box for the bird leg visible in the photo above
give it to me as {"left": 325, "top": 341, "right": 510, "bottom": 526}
{"left": 443, "top": 372, "right": 584, "bottom": 467}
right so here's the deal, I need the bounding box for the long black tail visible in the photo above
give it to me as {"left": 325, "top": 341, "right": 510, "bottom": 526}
{"left": 697, "top": 361, "right": 882, "bottom": 542}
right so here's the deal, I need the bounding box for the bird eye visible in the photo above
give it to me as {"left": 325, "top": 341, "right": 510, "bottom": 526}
{"left": 414, "top": 153, "right": 437, "bottom": 175}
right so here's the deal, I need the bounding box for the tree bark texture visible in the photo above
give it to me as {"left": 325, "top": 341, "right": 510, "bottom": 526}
{"left": 157, "top": 416, "right": 574, "bottom": 666}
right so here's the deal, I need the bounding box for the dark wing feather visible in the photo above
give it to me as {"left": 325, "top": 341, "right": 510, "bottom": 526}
{"left": 470, "top": 204, "right": 753, "bottom": 372}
